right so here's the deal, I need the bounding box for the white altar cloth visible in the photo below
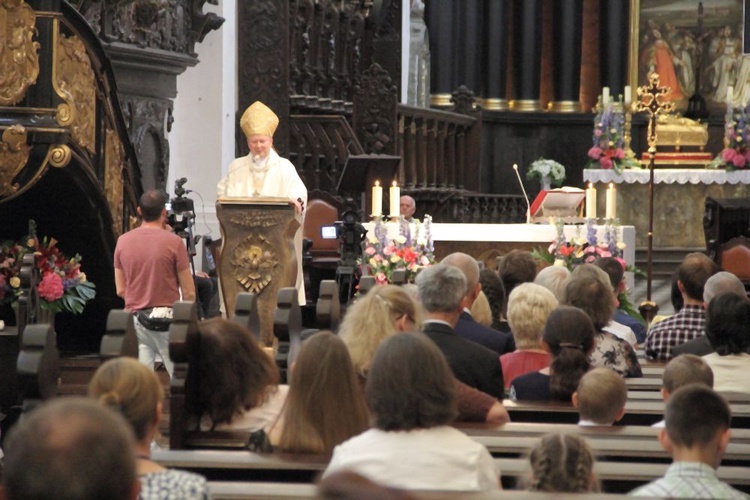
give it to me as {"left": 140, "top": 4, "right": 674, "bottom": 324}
{"left": 584, "top": 168, "right": 750, "bottom": 185}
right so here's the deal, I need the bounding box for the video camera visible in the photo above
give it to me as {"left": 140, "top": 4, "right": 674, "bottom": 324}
{"left": 325, "top": 210, "right": 367, "bottom": 303}
{"left": 166, "top": 177, "right": 195, "bottom": 238}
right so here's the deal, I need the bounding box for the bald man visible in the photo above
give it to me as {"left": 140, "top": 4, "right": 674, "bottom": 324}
{"left": 442, "top": 252, "right": 515, "bottom": 355}
{"left": 400, "top": 195, "right": 416, "bottom": 222}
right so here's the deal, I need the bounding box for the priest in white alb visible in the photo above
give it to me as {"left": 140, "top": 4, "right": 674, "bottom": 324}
{"left": 217, "top": 101, "right": 308, "bottom": 304}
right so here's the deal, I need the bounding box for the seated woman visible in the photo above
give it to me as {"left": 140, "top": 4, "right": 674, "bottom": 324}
{"left": 479, "top": 269, "right": 507, "bottom": 332}
{"left": 527, "top": 433, "right": 599, "bottom": 492}
{"left": 703, "top": 292, "right": 750, "bottom": 393}
{"left": 509, "top": 306, "right": 595, "bottom": 402}
{"left": 339, "top": 284, "right": 508, "bottom": 424}
{"left": 501, "top": 283, "right": 557, "bottom": 388}
{"left": 190, "top": 318, "right": 287, "bottom": 432}
{"left": 88, "top": 357, "right": 207, "bottom": 499}
{"left": 324, "top": 333, "right": 501, "bottom": 492}
{"left": 268, "top": 331, "right": 369, "bottom": 454}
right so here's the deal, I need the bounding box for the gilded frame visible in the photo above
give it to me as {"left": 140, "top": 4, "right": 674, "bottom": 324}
{"left": 628, "top": 0, "right": 745, "bottom": 113}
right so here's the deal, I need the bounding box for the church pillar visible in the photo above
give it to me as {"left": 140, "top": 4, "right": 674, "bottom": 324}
{"left": 482, "top": 0, "right": 509, "bottom": 111}
{"left": 426, "top": 0, "right": 454, "bottom": 107}
{"left": 511, "top": 0, "right": 543, "bottom": 111}
{"left": 455, "top": 0, "right": 483, "bottom": 95}
{"left": 599, "top": 0, "right": 629, "bottom": 96}
{"left": 549, "top": 0, "right": 583, "bottom": 112}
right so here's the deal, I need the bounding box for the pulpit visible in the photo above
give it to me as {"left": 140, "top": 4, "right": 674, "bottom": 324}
{"left": 216, "top": 198, "right": 299, "bottom": 346}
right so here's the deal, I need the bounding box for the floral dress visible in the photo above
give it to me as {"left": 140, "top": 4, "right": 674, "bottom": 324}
{"left": 140, "top": 469, "right": 207, "bottom": 500}
{"left": 589, "top": 330, "right": 642, "bottom": 378}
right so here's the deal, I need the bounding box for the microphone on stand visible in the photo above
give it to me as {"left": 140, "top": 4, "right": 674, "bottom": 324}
{"left": 513, "top": 163, "right": 531, "bottom": 224}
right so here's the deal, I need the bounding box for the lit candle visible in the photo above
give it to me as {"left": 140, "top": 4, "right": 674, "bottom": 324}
{"left": 624, "top": 85, "right": 631, "bottom": 106}
{"left": 727, "top": 85, "right": 734, "bottom": 105}
{"left": 389, "top": 181, "right": 400, "bottom": 218}
{"left": 602, "top": 87, "right": 610, "bottom": 106}
{"left": 606, "top": 183, "right": 617, "bottom": 220}
{"left": 372, "top": 181, "right": 383, "bottom": 217}
{"left": 585, "top": 182, "right": 597, "bottom": 219}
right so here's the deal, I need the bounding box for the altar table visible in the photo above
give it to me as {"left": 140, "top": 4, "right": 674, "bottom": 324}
{"left": 584, "top": 169, "right": 750, "bottom": 249}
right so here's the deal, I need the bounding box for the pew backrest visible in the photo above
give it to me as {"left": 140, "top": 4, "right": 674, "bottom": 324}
{"left": 100, "top": 309, "right": 138, "bottom": 360}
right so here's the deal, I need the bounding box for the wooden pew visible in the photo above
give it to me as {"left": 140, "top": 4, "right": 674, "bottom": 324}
{"left": 232, "top": 292, "right": 261, "bottom": 341}
{"left": 314, "top": 280, "right": 340, "bottom": 332}
{"left": 358, "top": 276, "right": 376, "bottom": 295}
{"left": 150, "top": 449, "right": 750, "bottom": 494}
{"left": 16, "top": 324, "right": 59, "bottom": 413}
{"left": 168, "top": 300, "right": 201, "bottom": 450}
{"left": 99, "top": 310, "right": 138, "bottom": 361}
{"left": 274, "top": 288, "right": 303, "bottom": 383}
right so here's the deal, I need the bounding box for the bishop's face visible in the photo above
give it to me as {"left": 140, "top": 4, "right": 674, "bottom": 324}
{"left": 248, "top": 134, "right": 273, "bottom": 160}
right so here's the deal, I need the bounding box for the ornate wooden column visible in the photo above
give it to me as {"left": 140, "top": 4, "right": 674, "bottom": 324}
{"left": 483, "top": 0, "right": 510, "bottom": 111}
{"left": 549, "top": 0, "right": 583, "bottom": 112}
{"left": 511, "top": 0, "right": 543, "bottom": 111}
{"left": 600, "top": 0, "right": 629, "bottom": 96}
{"left": 426, "top": 0, "right": 454, "bottom": 107}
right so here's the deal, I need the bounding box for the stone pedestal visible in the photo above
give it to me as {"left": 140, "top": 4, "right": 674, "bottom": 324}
{"left": 216, "top": 198, "right": 299, "bottom": 346}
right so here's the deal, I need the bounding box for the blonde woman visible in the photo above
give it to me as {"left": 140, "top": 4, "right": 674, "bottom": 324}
{"left": 89, "top": 357, "right": 207, "bottom": 499}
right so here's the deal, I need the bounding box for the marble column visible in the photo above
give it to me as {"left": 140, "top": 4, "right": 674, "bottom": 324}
{"left": 549, "top": 0, "right": 583, "bottom": 112}
{"left": 454, "top": 0, "right": 483, "bottom": 95}
{"left": 426, "top": 0, "right": 454, "bottom": 107}
{"left": 482, "top": 0, "right": 509, "bottom": 110}
{"left": 599, "top": 0, "right": 629, "bottom": 96}
{"left": 511, "top": 0, "right": 543, "bottom": 111}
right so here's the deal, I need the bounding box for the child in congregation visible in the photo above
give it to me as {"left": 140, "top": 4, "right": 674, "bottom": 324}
{"left": 573, "top": 367, "right": 627, "bottom": 426}
{"left": 653, "top": 354, "right": 714, "bottom": 428}
{"left": 527, "top": 433, "right": 599, "bottom": 493}
{"left": 630, "top": 385, "right": 746, "bottom": 498}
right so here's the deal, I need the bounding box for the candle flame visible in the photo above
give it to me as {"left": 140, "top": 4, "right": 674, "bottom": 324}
{"left": 392, "top": 181, "right": 398, "bottom": 187}
{"left": 375, "top": 180, "right": 380, "bottom": 187}
{"left": 588, "top": 182, "right": 593, "bottom": 189}
{"left": 609, "top": 182, "right": 614, "bottom": 189}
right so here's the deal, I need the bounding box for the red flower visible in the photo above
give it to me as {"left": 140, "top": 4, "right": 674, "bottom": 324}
{"left": 558, "top": 245, "right": 575, "bottom": 257}
{"left": 38, "top": 273, "right": 64, "bottom": 302}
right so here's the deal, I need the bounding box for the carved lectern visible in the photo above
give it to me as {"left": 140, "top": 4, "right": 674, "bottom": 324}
{"left": 216, "top": 197, "right": 299, "bottom": 345}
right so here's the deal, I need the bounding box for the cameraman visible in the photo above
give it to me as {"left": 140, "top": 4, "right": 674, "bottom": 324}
{"left": 114, "top": 190, "right": 196, "bottom": 379}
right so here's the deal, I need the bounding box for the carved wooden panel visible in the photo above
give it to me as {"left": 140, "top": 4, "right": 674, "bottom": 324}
{"left": 0, "top": 125, "right": 30, "bottom": 197}
{"left": 105, "top": 128, "right": 126, "bottom": 236}
{"left": 0, "top": 0, "right": 40, "bottom": 106}
{"left": 353, "top": 63, "right": 398, "bottom": 155}
{"left": 54, "top": 33, "right": 96, "bottom": 154}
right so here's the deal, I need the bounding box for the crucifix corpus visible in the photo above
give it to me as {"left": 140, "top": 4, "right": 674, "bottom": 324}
{"left": 634, "top": 73, "right": 675, "bottom": 324}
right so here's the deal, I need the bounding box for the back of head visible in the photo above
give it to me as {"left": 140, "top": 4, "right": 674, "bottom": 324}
{"left": 703, "top": 271, "right": 747, "bottom": 304}
{"left": 543, "top": 307, "right": 596, "bottom": 401}
{"left": 339, "top": 284, "right": 416, "bottom": 374}
{"left": 479, "top": 269, "right": 506, "bottom": 326}
{"left": 705, "top": 292, "right": 750, "bottom": 355}
{"left": 88, "top": 357, "right": 164, "bottom": 442}
{"left": 528, "top": 433, "right": 597, "bottom": 493}
{"left": 366, "top": 332, "right": 456, "bottom": 431}
{"left": 497, "top": 249, "right": 538, "bottom": 296}
{"left": 416, "top": 263, "right": 466, "bottom": 313}
{"left": 562, "top": 274, "right": 614, "bottom": 330}
{"left": 192, "top": 318, "right": 279, "bottom": 424}
{"left": 3, "top": 397, "right": 137, "bottom": 500}
{"left": 280, "top": 332, "right": 369, "bottom": 454}
{"left": 576, "top": 368, "right": 627, "bottom": 425}
{"left": 507, "top": 283, "right": 558, "bottom": 349}
{"left": 441, "top": 252, "right": 480, "bottom": 296}
{"left": 678, "top": 252, "right": 719, "bottom": 301}
{"left": 665, "top": 385, "right": 730, "bottom": 449}
{"left": 593, "top": 257, "right": 625, "bottom": 290}
{"left": 534, "top": 265, "right": 571, "bottom": 302}
{"left": 139, "top": 189, "right": 166, "bottom": 222}
{"left": 663, "top": 354, "right": 714, "bottom": 394}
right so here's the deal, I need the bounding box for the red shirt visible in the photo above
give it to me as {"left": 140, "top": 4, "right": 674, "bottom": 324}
{"left": 500, "top": 351, "right": 551, "bottom": 389}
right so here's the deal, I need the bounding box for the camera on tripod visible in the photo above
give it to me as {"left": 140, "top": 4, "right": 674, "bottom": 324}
{"left": 326, "top": 210, "right": 367, "bottom": 303}
{"left": 167, "top": 177, "right": 195, "bottom": 238}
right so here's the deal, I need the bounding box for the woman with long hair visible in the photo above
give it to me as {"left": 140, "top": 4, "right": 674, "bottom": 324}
{"left": 269, "top": 331, "right": 369, "bottom": 454}
{"left": 190, "top": 318, "right": 287, "bottom": 431}
{"left": 509, "top": 306, "right": 595, "bottom": 401}
{"left": 89, "top": 357, "right": 207, "bottom": 499}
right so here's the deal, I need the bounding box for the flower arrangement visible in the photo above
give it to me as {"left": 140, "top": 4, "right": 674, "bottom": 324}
{"left": 585, "top": 103, "right": 638, "bottom": 173}
{"left": 527, "top": 158, "right": 566, "bottom": 189}
{"left": 362, "top": 215, "right": 436, "bottom": 285}
{"left": 0, "top": 220, "right": 96, "bottom": 314}
{"left": 709, "top": 105, "right": 750, "bottom": 171}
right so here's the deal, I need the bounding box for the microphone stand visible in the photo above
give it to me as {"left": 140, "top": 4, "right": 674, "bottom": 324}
{"left": 513, "top": 164, "right": 531, "bottom": 224}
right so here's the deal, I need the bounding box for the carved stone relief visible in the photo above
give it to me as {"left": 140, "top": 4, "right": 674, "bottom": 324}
{"left": 0, "top": 0, "right": 40, "bottom": 106}
{"left": 119, "top": 94, "right": 171, "bottom": 191}
{"left": 231, "top": 234, "right": 278, "bottom": 294}
{"left": 0, "top": 124, "right": 30, "bottom": 197}
{"left": 54, "top": 32, "right": 96, "bottom": 154}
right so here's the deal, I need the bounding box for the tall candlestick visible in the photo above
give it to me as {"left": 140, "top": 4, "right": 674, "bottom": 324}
{"left": 389, "top": 181, "right": 400, "bottom": 218}
{"left": 602, "top": 87, "right": 610, "bottom": 106}
{"left": 606, "top": 183, "right": 617, "bottom": 219}
{"left": 624, "top": 85, "right": 632, "bottom": 106}
{"left": 585, "top": 182, "right": 597, "bottom": 219}
{"left": 372, "top": 180, "right": 383, "bottom": 217}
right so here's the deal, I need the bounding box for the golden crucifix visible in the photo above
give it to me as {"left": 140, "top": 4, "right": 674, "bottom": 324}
{"left": 634, "top": 73, "right": 674, "bottom": 323}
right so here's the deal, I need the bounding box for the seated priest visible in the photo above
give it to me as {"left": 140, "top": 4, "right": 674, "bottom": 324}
{"left": 217, "top": 101, "right": 308, "bottom": 304}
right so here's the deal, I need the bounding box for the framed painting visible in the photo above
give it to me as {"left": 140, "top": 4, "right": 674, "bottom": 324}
{"left": 628, "top": 0, "right": 745, "bottom": 113}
